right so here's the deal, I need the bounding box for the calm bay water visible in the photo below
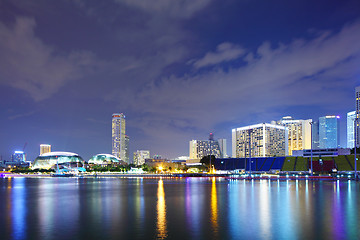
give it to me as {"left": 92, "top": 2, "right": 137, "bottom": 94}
{"left": 0, "top": 177, "right": 359, "bottom": 240}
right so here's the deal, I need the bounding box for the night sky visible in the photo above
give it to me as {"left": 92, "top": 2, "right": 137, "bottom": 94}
{"left": 1, "top": 0, "right": 360, "bottom": 162}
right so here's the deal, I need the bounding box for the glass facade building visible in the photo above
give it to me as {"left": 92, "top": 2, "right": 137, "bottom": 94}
{"left": 347, "top": 111, "right": 356, "bottom": 148}
{"left": 319, "top": 116, "right": 340, "bottom": 149}
{"left": 232, "top": 123, "right": 288, "bottom": 158}
{"left": 32, "top": 152, "right": 84, "bottom": 169}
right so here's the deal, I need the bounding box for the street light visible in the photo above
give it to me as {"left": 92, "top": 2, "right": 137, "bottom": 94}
{"left": 309, "top": 122, "right": 314, "bottom": 176}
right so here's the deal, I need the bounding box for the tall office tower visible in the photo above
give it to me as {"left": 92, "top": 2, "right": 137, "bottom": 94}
{"left": 319, "top": 115, "right": 340, "bottom": 149}
{"left": 125, "top": 135, "right": 129, "bottom": 163}
{"left": 232, "top": 123, "right": 288, "bottom": 158}
{"left": 112, "top": 113, "right": 127, "bottom": 162}
{"left": 218, "top": 138, "right": 227, "bottom": 158}
{"left": 12, "top": 151, "right": 26, "bottom": 162}
{"left": 40, "top": 144, "right": 51, "bottom": 155}
{"left": 275, "top": 116, "right": 312, "bottom": 155}
{"left": 355, "top": 86, "right": 360, "bottom": 147}
{"left": 347, "top": 111, "right": 356, "bottom": 148}
{"left": 189, "top": 139, "right": 221, "bottom": 160}
{"left": 311, "top": 121, "right": 320, "bottom": 149}
{"left": 133, "top": 150, "right": 150, "bottom": 165}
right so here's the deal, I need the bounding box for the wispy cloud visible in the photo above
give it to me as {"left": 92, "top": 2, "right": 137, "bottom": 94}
{"left": 192, "top": 42, "right": 246, "bottom": 68}
{"left": 118, "top": 20, "right": 360, "bottom": 146}
{"left": 8, "top": 111, "right": 36, "bottom": 120}
{"left": 0, "top": 17, "right": 97, "bottom": 101}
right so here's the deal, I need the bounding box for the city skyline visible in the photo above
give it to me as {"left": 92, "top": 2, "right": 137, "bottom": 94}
{"left": 1, "top": 0, "right": 360, "bottom": 161}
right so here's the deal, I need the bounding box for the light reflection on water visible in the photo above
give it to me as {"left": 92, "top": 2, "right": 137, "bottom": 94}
{"left": 156, "top": 179, "right": 167, "bottom": 239}
{"left": 0, "top": 177, "right": 360, "bottom": 240}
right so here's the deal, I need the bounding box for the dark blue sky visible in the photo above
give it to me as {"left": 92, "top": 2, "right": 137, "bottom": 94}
{"left": 1, "top": 0, "right": 360, "bottom": 161}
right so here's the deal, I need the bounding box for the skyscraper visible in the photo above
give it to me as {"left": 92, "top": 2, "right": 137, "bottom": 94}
{"left": 355, "top": 86, "right": 360, "bottom": 147}
{"left": 125, "top": 135, "right": 129, "bottom": 163}
{"left": 347, "top": 111, "right": 356, "bottom": 148}
{"left": 319, "top": 115, "right": 340, "bottom": 149}
{"left": 40, "top": 144, "right": 51, "bottom": 155}
{"left": 232, "top": 123, "right": 288, "bottom": 158}
{"left": 218, "top": 138, "right": 227, "bottom": 158}
{"left": 275, "top": 116, "right": 312, "bottom": 155}
{"left": 112, "top": 113, "right": 127, "bottom": 163}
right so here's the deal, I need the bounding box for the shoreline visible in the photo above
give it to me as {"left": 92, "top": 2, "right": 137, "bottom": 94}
{"left": 1, "top": 172, "right": 359, "bottom": 181}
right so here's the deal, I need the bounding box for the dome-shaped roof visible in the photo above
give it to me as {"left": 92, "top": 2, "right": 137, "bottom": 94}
{"left": 40, "top": 151, "right": 79, "bottom": 157}
{"left": 88, "top": 154, "right": 122, "bottom": 164}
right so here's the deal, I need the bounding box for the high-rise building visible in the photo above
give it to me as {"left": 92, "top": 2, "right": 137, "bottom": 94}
{"left": 347, "top": 111, "right": 356, "bottom": 148}
{"left": 311, "top": 121, "right": 320, "bottom": 149}
{"left": 232, "top": 123, "right": 288, "bottom": 158}
{"left": 189, "top": 138, "right": 221, "bottom": 160}
{"left": 40, "top": 144, "right": 51, "bottom": 155}
{"left": 218, "top": 138, "right": 227, "bottom": 158}
{"left": 133, "top": 150, "right": 150, "bottom": 165}
{"left": 319, "top": 115, "right": 340, "bottom": 149}
{"left": 355, "top": 86, "right": 360, "bottom": 147}
{"left": 12, "top": 151, "right": 26, "bottom": 162}
{"left": 112, "top": 113, "right": 127, "bottom": 163}
{"left": 274, "top": 116, "right": 312, "bottom": 155}
{"left": 125, "top": 135, "right": 129, "bottom": 163}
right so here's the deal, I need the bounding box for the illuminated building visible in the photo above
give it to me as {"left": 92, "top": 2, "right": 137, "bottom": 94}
{"left": 88, "top": 154, "right": 124, "bottom": 165}
{"left": 319, "top": 115, "right": 340, "bottom": 149}
{"left": 125, "top": 135, "right": 129, "bottom": 163}
{"left": 40, "top": 144, "right": 51, "bottom": 155}
{"left": 218, "top": 138, "right": 227, "bottom": 158}
{"left": 232, "top": 123, "right": 288, "bottom": 158}
{"left": 12, "top": 151, "right": 26, "bottom": 162}
{"left": 32, "top": 151, "right": 84, "bottom": 169}
{"left": 355, "top": 86, "right": 360, "bottom": 147}
{"left": 133, "top": 150, "right": 150, "bottom": 165}
{"left": 274, "top": 116, "right": 312, "bottom": 155}
{"left": 189, "top": 139, "right": 221, "bottom": 160}
{"left": 112, "top": 113, "right": 127, "bottom": 163}
{"left": 347, "top": 111, "right": 356, "bottom": 148}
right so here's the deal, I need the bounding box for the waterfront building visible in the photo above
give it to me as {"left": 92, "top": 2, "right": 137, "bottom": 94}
{"left": 88, "top": 154, "right": 124, "bottom": 165}
{"left": 32, "top": 151, "right": 84, "bottom": 169}
{"left": 319, "top": 115, "right": 340, "bottom": 149}
{"left": 40, "top": 144, "right": 51, "bottom": 155}
{"left": 125, "top": 135, "right": 129, "bottom": 163}
{"left": 347, "top": 111, "right": 356, "bottom": 148}
{"left": 112, "top": 113, "right": 127, "bottom": 163}
{"left": 189, "top": 138, "right": 221, "bottom": 160}
{"left": 133, "top": 150, "right": 150, "bottom": 165}
{"left": 11, "top": 151, "right": 26, "bottom": 162}
{"left": 274, "top": 116, "right": 312, "bottom": 156}
{"left": 311, "top": 121, "right": 320, "bottom": 149}
{"left": 355, "top": 86, "right": 360, "bottom": 147}
{"left": 218, "top": 138, "right": 227, "bottom": 158}
{"left": 232, "top": 123, "right": 288, "bottom": 158}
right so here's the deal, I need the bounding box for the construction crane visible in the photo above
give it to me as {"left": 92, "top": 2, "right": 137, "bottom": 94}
{"left": 23, "top": 142, "right": 28, "bottom": 152}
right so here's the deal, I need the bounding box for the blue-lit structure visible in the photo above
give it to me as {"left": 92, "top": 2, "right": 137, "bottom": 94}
{"left": 214, "top": 157, "right": 286, "bottom": 171}
{"left": 319, "top": 116, "right": 340, "bottom": 149}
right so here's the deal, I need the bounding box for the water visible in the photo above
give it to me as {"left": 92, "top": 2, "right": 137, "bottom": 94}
{"left": 0, "top": 177, "right": 359, "bottom": 240}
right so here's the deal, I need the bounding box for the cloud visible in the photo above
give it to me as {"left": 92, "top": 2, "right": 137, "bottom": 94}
{"left": 0, "top": 17, "right": 96, "bottom": 101}
{"left": 119, "top": 20, "right": 360, "bottom": 149}
{"left": 192, "top": 42, "right": 246, "bottom": 68}
{"left": 115, "top": 0, "right": 212, "bottom": 18}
